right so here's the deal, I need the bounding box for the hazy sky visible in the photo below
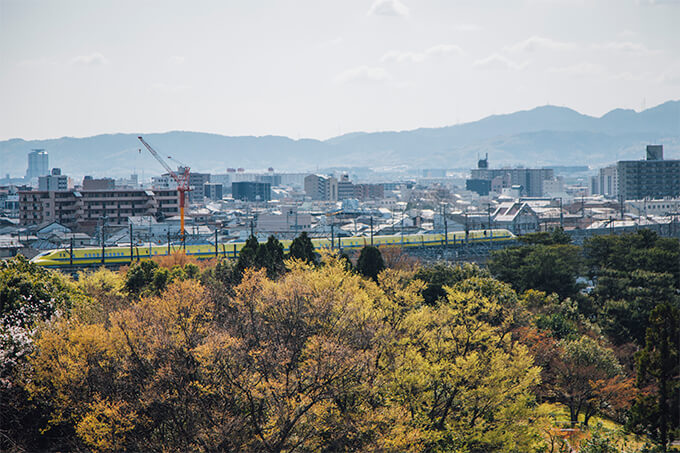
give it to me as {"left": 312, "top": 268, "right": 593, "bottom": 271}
{"left": 1, "top": 0, "right": 679, "bottom": 141}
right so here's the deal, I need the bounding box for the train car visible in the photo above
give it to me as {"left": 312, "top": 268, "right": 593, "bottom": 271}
{"left": 30, "top": 229, "right": 515, "bottom": 268}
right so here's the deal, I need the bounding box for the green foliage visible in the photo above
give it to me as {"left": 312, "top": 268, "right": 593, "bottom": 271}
{"left": 583, "top": 230, "right": 679, "bottom": 285}
{"left": 553, "top": 336, "right": 624, "bottom": 426}
{"left": 413, "top": 262, "right": 489, "bottom": 306}
{"left": 124, "top": 259, "right": 202, "bottom": 297}
{"left": 356, "top": 246, "right": 385, "bottom": 281}
{"left": 235, "top": 235, "right": 286, "bottom": 280}
{"left": 584, "top": 231, "right": 680, "bottom": 346}
{"left": 629, "top": 303, "right": 680, "bottom": 450}
{"left": 489, "top": 243, "right": 583, "bottom": 299}
{"left": 124, "top": 260, "right": 159, "bottom": 295}
{"left": 520, "top": 227, "right": 572, "bottom": 245}
{"left": 288, "top": 231, "right": 318, "bottom": 265}
{"left": 0, "top": 256, "right": 81, "bottom": 452}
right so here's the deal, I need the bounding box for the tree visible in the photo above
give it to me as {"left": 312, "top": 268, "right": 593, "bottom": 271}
{"left": 256, "top": 235, "right": 285, "bottom": 278}
{"left": 288, "top": 231, "right": 317, "bottom": 265}
{"left": 384, "top": 285, "right": 542, "bottom": 451}
{"left": 356, "top": 246, "right": 385, "bottom": 282}
{"left": 629, "top": 303, "right": 680, "bottom": 451}
{"left": 551, "top": 336, "right": 625, "bottom": 426}
{"left": 234, "top": 234, "right": 260, "bottom": 280}
{"left": 123, "top": 260, "right": 159, "bottom": 295}
{"left": 0, "top": 256, "right": 81, "bottom": 452}
{"left": 413, "top": 262, "right": 489, "bottom": 306}
{"left": 489, "top": 243, "right": 583, "bottom": 299}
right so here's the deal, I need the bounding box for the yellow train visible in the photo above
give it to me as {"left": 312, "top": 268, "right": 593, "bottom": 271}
{"left": 30, "top": 229, "right": 515, "bottom": 268}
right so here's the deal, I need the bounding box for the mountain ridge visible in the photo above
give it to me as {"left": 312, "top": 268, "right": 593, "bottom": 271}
{"left": 2, "top": 101, "right": 678, "bottom": 178}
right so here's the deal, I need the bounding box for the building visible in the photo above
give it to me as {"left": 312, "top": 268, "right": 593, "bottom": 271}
{"left": 465, "top": 179, "right": 491, "bottom": 196}
{"left": 232, "top": 182, "right": 271, "bottom": 202}
{"left": 26, "top": 149, "right": 49, "bottom": 180}
{"left": 188, "top": 171, "right": 211, "bottom": 202}
{"left": 337, "top": 175, "right": 355, "bottom": 201}
{"left": 597, "top": 165, "right": 618, "bottom": 198}
{"left": 82, "top": 176, "right": 116, "bottom": 190}
{"left": 304, "top": 174, "right": 338, "bottom": 201}
{"left": 19, "top": 188, "right": 180, "bottom": 228}
{"left": 492, "top": 201, "right": 540, "bottom": 235}
{"left": 38, "top": 168, "right": 69, "bottom": 191}
{"left": 467, "top": 157, "right": 554, "bottom": 197}
{"left": 618, "top": 145, "right": 680, "bottom": 200}
{"left": 354, "top": 183, "right": 384, "bottom": 200}
{"left": 625, "top": 198, "right": 680, "bottom": 217}
{"left": 203, "top": 182, "right": 223, "bottom": 201}
{"left": 257, "top": 209, "right": 312, "bottom": 233}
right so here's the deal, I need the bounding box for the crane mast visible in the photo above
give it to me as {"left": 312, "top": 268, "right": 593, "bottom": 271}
{"left": 137, "top": 136, "right": 191, "bottom": 245}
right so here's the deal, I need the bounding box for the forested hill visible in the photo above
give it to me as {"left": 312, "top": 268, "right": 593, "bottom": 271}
{"left": 1, "top": 100, "right": 679, "bottom": 177}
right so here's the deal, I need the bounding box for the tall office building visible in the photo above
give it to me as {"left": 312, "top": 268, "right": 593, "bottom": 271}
{"left": 304, "top": 174, "right": 338, "bottom": 201}
{"left": 598, "top": 165, "right": 618, "bottom": 198}
{"left": 38, "top": 168, "right": 69, "bottom": 191}
{"left": 26, "top": 149, "right": 49, "bottom": 179}
{"left": 468, "top": 159, "right": 554, "bottom": 197}
{"left": 618, "top": 145, "right": 680, "bottom": 199}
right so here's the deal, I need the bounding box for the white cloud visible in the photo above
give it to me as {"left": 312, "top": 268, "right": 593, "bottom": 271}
{"left": 381, "top": 44, "right": 464, "bottom": 64}
{"left": 367, "top": 0, "right": 409, "bottom": 17}
{"left": 381, "top": 50, "right": 425, "bottom": 63}
{"left": 592, "top": 41, "right": 661, "bottom": 55}
{"left": 71, "top": 52, "right": 110, "bottom": 66}
{"left": 334, "top": 66, "right": 391, "bottom": 84}
{"left": 425, "top": 44, "right": 465, "bottom": 57}
{"left": 473, "top": 54, "right": 525, "bottom": 70}
{"left": 547, "top": 62, "right": 605, "bottom": 76}
{"left": 657, "top": 68, "right": 680, "bottom": 85}
{"left": 168, "top": 55, "right": 185, "bottom": 65}
{"left": 505, "top": 36, "right": 576, "bottom": 53}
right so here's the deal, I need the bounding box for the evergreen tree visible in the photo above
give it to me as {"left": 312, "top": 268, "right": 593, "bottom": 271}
{"left": 288, "top": 231, "right": 317, "bottom": 265}
{"left": 234, "top": 235, "right": 259, "bottom": 279}
{"left": 356, "top": 246, "right": 385, "bottom": 282}
{"left": 258, "top": 235, "right": 285, "bottom": 278}
{"left": 629, "top": 302, "right": 680, "bottom": 451}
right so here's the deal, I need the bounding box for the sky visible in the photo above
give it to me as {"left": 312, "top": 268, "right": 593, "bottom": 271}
{"left": 1, "top": 0, "right": 679, "bottom": 141}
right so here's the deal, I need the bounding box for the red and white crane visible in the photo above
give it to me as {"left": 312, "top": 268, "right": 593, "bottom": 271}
{"left": 137, "top": 136, "right": 191, "bottom": 244}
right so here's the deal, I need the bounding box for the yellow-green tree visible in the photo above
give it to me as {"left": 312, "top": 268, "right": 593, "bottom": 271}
{"left": 383, "top": 285, "right": 542, "bottom": 452}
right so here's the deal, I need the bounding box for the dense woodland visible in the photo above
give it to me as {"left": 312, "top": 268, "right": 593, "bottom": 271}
{"left": 0, "top": 229, "right": 678, "bottom": 452}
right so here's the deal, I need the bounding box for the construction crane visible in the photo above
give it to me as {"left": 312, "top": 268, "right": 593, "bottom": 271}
{"left": 137, "top": 136, "right": 191, "bottom": 245}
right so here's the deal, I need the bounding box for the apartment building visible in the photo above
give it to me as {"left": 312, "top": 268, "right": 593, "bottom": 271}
{"left": 618, "top": 145, "right": 680, "bottom": 200}
{"left": 19, "top": 188, "right": 180, "bottom": 229}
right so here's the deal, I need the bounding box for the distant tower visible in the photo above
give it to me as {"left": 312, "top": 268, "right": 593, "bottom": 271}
{"left": 478, "top": 153, "right": 489, "bottom": 169}
{"left": 26, "top": 149, "right": 49, "bottom": 179}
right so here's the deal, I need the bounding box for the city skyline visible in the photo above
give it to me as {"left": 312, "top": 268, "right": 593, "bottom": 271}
{"left": 2, "top": 0, "right": 680, "bottom": 141}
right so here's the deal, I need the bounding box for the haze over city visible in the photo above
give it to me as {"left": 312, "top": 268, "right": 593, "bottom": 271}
{"left": 2, "top": 0, "right": 680, "bottom": 141}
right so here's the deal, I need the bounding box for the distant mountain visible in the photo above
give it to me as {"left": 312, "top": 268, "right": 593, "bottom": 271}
{"left": 2, "top": 101, "right": 678, "bottom": 179}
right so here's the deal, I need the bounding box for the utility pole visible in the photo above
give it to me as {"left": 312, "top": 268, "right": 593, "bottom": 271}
{"left": 250, "top": 219, "right": 254, "bottom": 237}
{"left": 370, "top": 215, "right": 374, "bottom": 246}
{"left": 488, "top": 203, "right": 493, "bottom": 247}
{"left": 70, "top": 236, "right": 73, "bottom": 266}
{"left": 168, "top": 230, "right": 171, "bottom": 255}
{"left": 129, "top": 223, "right": 134, "bottom": 264}
{"left": 559, "top": 197, "right": 564, "bottom": 229}
{"left": 215, "top": 227, "right": 218, "bottom": 257}
{"left": 443, "top": 203, "right": 448, "bottom": 254}
{"left": 401, "top": 208, "right": 405, "bottom": 247}
{"left": 464, "top": 210, "right": 469, "bottom": 243}
{"left": 101, "top": 216, "right": 107, "bottom": 265}
{"left": 331, "top": 223, "right": 335, "bottom": 251}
